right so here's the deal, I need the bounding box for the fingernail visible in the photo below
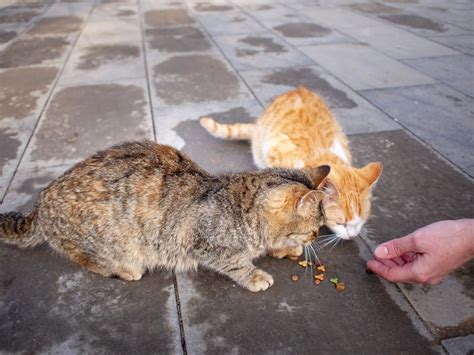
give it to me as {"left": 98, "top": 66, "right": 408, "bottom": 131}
{"left": 375, "top": 245, "right": 389, "bottom": 258}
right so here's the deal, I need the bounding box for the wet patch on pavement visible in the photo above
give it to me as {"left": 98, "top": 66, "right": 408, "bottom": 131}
{"left": 261, "top": 67, "right": 357, "bottom": 109}
{"left": 144, "top": 9, "right": 194, "bottom": 27}
{"left": 27, "top": 16, "right": 83, "bottom": 35}
{"left": 237, "top": 36, "right": 287, "bottom": 54}
{"left": 77, "top": 44, "right": 140, "bottom": 70}
{"left": 348, "top": 2, "right": 401, "bottom": 13}
{"left": 379, "top": 14, "right": 446, "bottom": 32}
{"left": 153, "top": 54, "right": 241, "bottom": 105}
{"left": 174, "top": 107, "right": 256, "bottom": 173}
{"left": 0, "top": 66, "right": 58, "bottom": 121}
{"left": 0, "top": 31, "right": 16, "bottom": 44}
{"left": 146, "top": 26, "right": 211, "bottom": 52}
{"left": 0, "top": 11, "right": 39, "bottom": 23}
{"left": 0, "top": 37, "right": 70, "bottom": 68}
{"left": 29, "top": 84, "right": 150, "bottom": 163}
{"left": 193, "top": 2, "right": 233, "bottom": 12}
{"left": 273, "top": 22, "right": 331, "bottom": 38}
{"left": 0, "top": 128, "right": 21, "bottom": 174}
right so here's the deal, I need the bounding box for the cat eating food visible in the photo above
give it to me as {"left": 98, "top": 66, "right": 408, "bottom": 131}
{"left": 0, "top": 141, "right": 335, "bottom": 292}
{"left": 200, "top": 86, "right": 383, "bottom": 240}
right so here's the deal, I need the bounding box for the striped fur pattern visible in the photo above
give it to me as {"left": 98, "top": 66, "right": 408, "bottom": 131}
{"left": 200, "top": 87, "right": 383, "bottom": 240}
{"left": 0, "top": 141, "right": 331, "bottom": 292}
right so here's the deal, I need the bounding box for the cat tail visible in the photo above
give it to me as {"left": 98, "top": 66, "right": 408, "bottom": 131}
{"left": 0, "top": 210, "right": 42, "bottom": 249}
{"left": 200, "top": 117, "right": 255, "bottom": 141}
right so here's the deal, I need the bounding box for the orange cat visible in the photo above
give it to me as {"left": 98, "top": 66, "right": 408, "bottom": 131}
{"left": 200, "top": 86, "right": 382, "bottom": 240}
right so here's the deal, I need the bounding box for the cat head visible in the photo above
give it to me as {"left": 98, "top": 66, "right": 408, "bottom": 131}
{"left": 263, "top": 166, "right": 330, "bottom": 246}
{"left": 316, "top": 162, "right": 383, "bottom": 240}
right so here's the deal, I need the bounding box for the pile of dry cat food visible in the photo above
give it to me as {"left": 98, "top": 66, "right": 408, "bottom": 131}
{"left": 290, "top": 258, "right": 346, "bottom": 291}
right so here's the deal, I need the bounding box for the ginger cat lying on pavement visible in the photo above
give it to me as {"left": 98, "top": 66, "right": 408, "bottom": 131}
{"left": 201, "top": 86, "right": 383, "bottom": 240}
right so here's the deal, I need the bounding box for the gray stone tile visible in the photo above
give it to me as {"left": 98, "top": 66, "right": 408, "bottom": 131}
{"left": 20, "top": 79, "right": 154, "bottom": 169}
{"left": 0, "top": 36, "right": 72, "bottom": 68}
{"left": 362, "top": 84, "right": 474, "bottom": 176}
{"left": 191, "top": 1, "right": 236, "bottom": 13}
{"left": 212, "top": 33, "right": 313, "bottom": 70}
{"left": 430, "top": 34, "right": 474, "bottom": 56}
{"left": 26, "top": 15, "right": 84, "bottom": 36}
{"left": 239, "top": 66, "right": 401, "bottom": 134}
{"left": 0, "top": 28, "right": 18, "bottom": 50}
{"left": 442, "top": 334, "right": 474, "bottom": 355}
{"left": 143, "top": 8, "right": 195, "bottom": 28}
{"left": 153, "top": 99, "right": 262, "bottom": 173}
{"left": 89, "top": 2, "right": 139, "bottom": 21}
{"left": 78, "top": 18, "right": 141, "bottom": 44}
{"left": 149, "top": 53, "right": 252, "bottom": 107}
{"left": 300, "top": 43, "right": 437, "bottom": 90}
{"left": 304, "top": 7, "right": 386, "bottom": 30}
{"left": 195, "top": 10, "right": 268, "bottom": 36}
{"left": 177, "top": 240, "right": 438, "bottom": 353}
{"left": 402, "top": 55, "right": 474, "bottom": 97}
{"left": 350, "top": 130, "right": 473, "bottom": 337}
{"left": 0, "top": 4, "right": 42, "bottom": 25}
{"left": 59, "top": 42, "right": 145, "bottom": 85}
{"left": 239, "top": 3, "right": 297, "bottom": 21}
{"left": 0, "top": 247, "right": 181, "bottom": 353}
{"left": 0, "top": 66, "right": 59, "bottom": 123}
{"left": 40, "top": 1, "right": 92, "bottom": 18}
{"left": 344, "top": 24, "right": 459, "bottom": 59}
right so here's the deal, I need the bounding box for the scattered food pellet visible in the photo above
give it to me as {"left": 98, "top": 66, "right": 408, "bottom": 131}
{"left": 336, "top": 282, "right": 346, "bottom": 291}
{"left": 314, "top": 279, "right": 321, "bottom": 285}
{"left": 298, "top": 260, "right": 310, "bottom": 268}
{"left": 316, "top": 265, "right": 326, "bottom": 272}
{"left": 291, "top": 274, "right": 299, "bottom": 282}
{"left": 314, "top": 274, "right": 325, "bottom": 281}
{"left": 289, "top": 256, "right": 299, "bottom": 261}
{"left": 329, "top": 277, "right": 339, "bottom": 285}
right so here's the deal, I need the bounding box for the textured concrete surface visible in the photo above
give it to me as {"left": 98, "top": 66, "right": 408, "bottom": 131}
{"left": 0, "top": 0, "right": 472, "bottom": 353}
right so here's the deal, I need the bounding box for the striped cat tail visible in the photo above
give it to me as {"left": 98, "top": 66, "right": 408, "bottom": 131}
{"left": 0, "top": 210, "right": 42, "bottom": 249}
{"left": 200, "top": 117, "right": 255, "bottom": 141}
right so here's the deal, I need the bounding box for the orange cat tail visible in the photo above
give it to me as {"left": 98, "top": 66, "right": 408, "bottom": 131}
{"left": 200, "top": 117, "right": 255, "bottom": 141}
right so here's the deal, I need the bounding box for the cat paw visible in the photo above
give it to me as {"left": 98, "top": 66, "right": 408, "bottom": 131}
{"left": 115, "top": 268, "right": 143, "bottom": 281}
{"left": 245, "top": 269, "right": 274, "bottom": 292}
{"left": 287, "top": 245, "right": 303, "bottom": 257}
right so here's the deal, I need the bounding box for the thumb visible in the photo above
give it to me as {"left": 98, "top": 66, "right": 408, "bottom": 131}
{"left": 374, "top": 234, "right": 418, "bottom": 259}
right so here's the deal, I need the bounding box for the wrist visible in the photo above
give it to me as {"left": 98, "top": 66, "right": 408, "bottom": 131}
{"left": 456, "top": 219, "right": 474, "bottom": 259}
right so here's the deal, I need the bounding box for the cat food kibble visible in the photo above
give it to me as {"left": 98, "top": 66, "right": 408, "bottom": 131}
{"left": 336, "top": 282, "right": 346, "bottom": 291}
{"left": 291, "top": 274, "right": 299, "bottom": 282}
{"left": 314, "top": 274, "right": 325, "bottom": 281}
{"left": 289, "top": 255, "right": 299, "bottom": 261}
{"left": 316, "top": 265, "right": 326, "bottom": 272}
{"left": 314, "top": 279, "right": 321, "bottom": 285}
{"left": 298, "top": 260, "right": 312, "bottom": 267}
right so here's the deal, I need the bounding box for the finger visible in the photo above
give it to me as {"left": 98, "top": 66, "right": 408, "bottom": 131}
{"left": 401, "top": 252, "right": 417, "bottom": 263}
{"left": 374, "top": 234, "right": 420, "bottom": 259}
{"left": 391, "top": 256, "right": 407, "bottom": 266}
{"left": 366, "top": 260, "right": 417, "bottom": 283}
{"left": 374, "top": 257, "right": 399, "bottom": 268}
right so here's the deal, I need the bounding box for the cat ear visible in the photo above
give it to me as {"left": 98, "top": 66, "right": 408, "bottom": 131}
{"left": 322, "top": 179, "right": 339, "bottom": 202}
{"left": 303, "top": 165, "right": 330, "bottom": 188}
{"left": 296, "top": 190, "right": 323, "bottom": 215}
{"left": 358, "top": 162, "right": 383, "bottom": 190}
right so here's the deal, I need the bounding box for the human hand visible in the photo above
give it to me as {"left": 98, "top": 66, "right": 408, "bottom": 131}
{"left": 366, "top": 219, "right": 474, "bottom": 285}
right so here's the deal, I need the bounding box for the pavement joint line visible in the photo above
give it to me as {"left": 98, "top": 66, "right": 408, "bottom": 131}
{"left": 359, "top": 91, "right": 474, "bottom": 180}
{"left": 173, "top": 273, "right": 188, "bottom": 355}
{"left": 399, "top": 56, "right": 474, "bottom": 100}
{"left": 427, "top": 36, "right": 474, "bottom": 58}
{"left": 0, "top": 0, "right": 98, "bottom": 205}
{"left": 137, "top": 0, "right": 157, "bottom": 143}
{"left": 357, "top": 235, "right": 440, "bottom": 343}
{"left": 184, "top": 1, "right": 265, "bottom": 109}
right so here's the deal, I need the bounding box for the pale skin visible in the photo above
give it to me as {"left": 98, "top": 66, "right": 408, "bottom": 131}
{"left": 366, "top": 219, "right": 474, "bottom": 285}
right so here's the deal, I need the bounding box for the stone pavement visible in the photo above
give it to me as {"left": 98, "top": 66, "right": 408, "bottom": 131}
{"left": 0, "top": 0, "right": 473, "bottom": 353}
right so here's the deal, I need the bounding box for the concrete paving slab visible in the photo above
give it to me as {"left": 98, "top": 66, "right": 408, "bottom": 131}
{"left": 0, "top": 36, "right": 73, "bottom": 68}
{"left": 350, "top": 130, "right": 473, "bottom": 338}
{"left": 0, "top": 177, "right": 8, "bottom": 203}
{"left": 430, "top": 34, "right": 474, "bottom": 56}
{"left": 78, "top": 18, "right": 141, "bottom": 45}
{"left": 143, "top": 8, "right": 195, "bottom": 28}
{"left": 89, "top": 2, "right": 139, "bottom": 21}
{"left": 59, "top": 42, "right": 145, "bottom": 85}
{"left": 40, "top": 1, "right": 92, "bottom": 19}
{"left": 153, "top": 99, "right": 261, "bottom": 163}
{"left": 0, "top": 5, "right": 42, "bottom": 25}
{"left": 26, "top": 15, "right": 84, "bottom": 36}
{"left": 402, "top": 55, "right": 474, "bottom": 98}
{"left": 0, "top": 246, "right": 181, "bottom": 354}
{"left": 361, "top": 84, "right": 474, "bottom": 176}
{"left": 20, "top": 78, "right": 154, "bottom": 170}
{"left": 149, "top": 53, "right": 252, "bottom": 107}
{"left": 145, "top": 25, "right": 213, "bottom": 55}
{"left": 239, "top": 66, "right": 401, "bottom": 134}
{"left": 212, "top": 33, "right": 313, "bottom": 70}
{"left": 176, "top": 240, "right": 438, "bottom": 354}
{"left": 343, "top": 24, "right": 459, "bottom": 59}
{"left": 442, "top": 334, "right": 474, "bottom": 355}
{"left": 300, "top": 43, "right": 437, "bottom": 90}
{"left": 304, "top": 7, "right": 386, "bottom": 30}
{"left": 194, "top": 10, "right": 268, "bottom": 36}
{"left": 239, "top": 3, "right": 298, "bottom": 21}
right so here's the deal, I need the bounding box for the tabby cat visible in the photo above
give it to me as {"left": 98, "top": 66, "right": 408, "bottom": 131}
{"left": 0, "top": 141, "right": 334, "bottom": 292}
{"left": 200, "top": 86, "right": 383, "bottom": 240}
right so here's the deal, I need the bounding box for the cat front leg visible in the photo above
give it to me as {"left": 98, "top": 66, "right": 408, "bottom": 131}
{"left": 205, "top": 257, "right": 274, "bottom": 292}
